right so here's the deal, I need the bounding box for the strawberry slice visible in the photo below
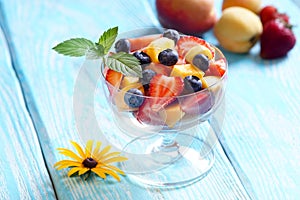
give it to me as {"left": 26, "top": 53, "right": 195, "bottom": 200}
{"left": 105, "top": 68, "right": 123, "bottom": 94}
{"left": 105, "top": 68, "right": 123, "bottom": 86}
{"left": 144, "top": 63, "right": 172, "bottom": 76}
{"left": 149, "top": 74, "right": 184, "bottom": 111}
{"left": 205, "top": 58, "right": 226, "bottom": 77}
{"left": 180, "top": 92, "right": 213, "bottom": 115}
{"left": 135, "top": 99, "right": 163, "bottom": 125}
{"left": 128, "top": 34, "right": 162, "bottom": 52}
{"left": 177, "top": 36, "right": 215, "bottom": 58}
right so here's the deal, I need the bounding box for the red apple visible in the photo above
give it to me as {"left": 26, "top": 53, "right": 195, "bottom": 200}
{"left": 155, "top": 0, "right": 217, "bottom": 35}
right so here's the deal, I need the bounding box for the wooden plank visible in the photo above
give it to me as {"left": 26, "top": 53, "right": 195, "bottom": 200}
{"left": 0, "top": 0, "right": 250, "bottom": 199}
{"left": 210, "top": 0, "right": 300, "bottom": 199}
{"left": 0, "top": 24, "right": 56, "bottom": 200}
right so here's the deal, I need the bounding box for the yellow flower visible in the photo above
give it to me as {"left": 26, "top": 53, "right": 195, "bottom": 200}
{"left": 54, "top": 140, "right": 127, "bottom": 181}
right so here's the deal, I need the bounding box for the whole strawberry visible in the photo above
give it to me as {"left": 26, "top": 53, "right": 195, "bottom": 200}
{"left": 260, "top": 5, "right": 289, "bottom": 25}
{"left": 260, "top": 19, "right": 296, "bottom": 59}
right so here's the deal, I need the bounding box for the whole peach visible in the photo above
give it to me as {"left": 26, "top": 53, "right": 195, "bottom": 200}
{"left": 156, "top": 0, "right": 217, "bottom": 35}
{"left": 222, "top": 0, "right": 262, "bottom": 14}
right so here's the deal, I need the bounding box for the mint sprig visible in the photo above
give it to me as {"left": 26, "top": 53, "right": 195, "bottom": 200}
{"left": 86, "top": 44, "right": 105, "bottom": 59}
{"left": 52, "top": 26, "right": 142, "bottom": 77}
{"left": 98, "top": 27, "right": 118, "bottom": 54}
{"left": 104, "top": 52, "right": 142, "bottom": 78}
{"left": 52, "top": 38, "right": 94, "bottom": 57}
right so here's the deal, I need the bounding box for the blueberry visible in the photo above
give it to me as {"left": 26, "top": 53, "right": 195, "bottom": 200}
{"left": 133, "top": 51, "right": 151, "bottom": 66}
{"left": 115, "top": 38, "right": 130, "bottom": 53}
{"left": 141, "top": 69, "right": 156, "bottom": 90}
{"left": 163, "top": 29, "right": 180, "bottom": 44}
{"left": 184, "top": 75, "right": 202, "bottom": 93}
{"left": 158, "top": 49, "right": 178, "bottom": 66}
{"left": 124, "top": 88, "right": 145, "bottom": 108}
{"left": 192, "top": 54, "right": 209, "bottom": 71}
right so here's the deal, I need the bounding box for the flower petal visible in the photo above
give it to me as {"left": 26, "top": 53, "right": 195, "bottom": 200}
{"left": 78, "top": 167, "right": 90, "bottom": 175}
{"left": 95, "top": 145, "right": 111, "bottom": 160}
{"left": 56, "top": 148, "right": 83, "bottom": 162}
{"left": 54, "top": 160, "right": 82, "bottom": 170}
{"left": 92, "top": 141, "right": 102, "bottom": 158}
{"left": 100, "top": 151, "right": 120, "bottom": 161}
{"left": 85, "top": 140, "right": 93, "bottom": 158}
{"left": 102, "top": 156, "right": 128, "bottom": 164}
{"left": 101, "top": 168, "right": 121, "bottom": 182}
{"left": 103, "top": 165, "right": 126, "bottom": 175}
{"left": 91, "top": 168, "right": 107, "bottom": 179}
{"left": 67, "top": 167, "right": 81, "bottom": 177}
{"left": 70, "top": 141, "right": 86, "bottom": 159}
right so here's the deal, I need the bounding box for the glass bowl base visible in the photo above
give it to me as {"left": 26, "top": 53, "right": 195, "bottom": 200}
{"left": 119, "top": 133, "right": 215, "bottom": 188}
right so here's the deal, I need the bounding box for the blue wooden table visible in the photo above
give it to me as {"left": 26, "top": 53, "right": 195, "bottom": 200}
{"left": 0, "top": 0, "right": 299, "bottom": 199}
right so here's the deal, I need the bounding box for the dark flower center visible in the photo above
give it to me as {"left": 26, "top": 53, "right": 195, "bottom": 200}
{"left": 82, "top": 157, "right": 97, "bottom": 168}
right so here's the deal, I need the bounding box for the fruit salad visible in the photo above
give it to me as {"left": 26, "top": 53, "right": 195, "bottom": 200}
{"left": 102, "top": 29, "right": 227, "bottom": 131}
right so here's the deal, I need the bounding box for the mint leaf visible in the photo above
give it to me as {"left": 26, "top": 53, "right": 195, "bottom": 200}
{"left": 86, "top": 44, "right": 105, "bottom": 59}
{"left": 52, "top": 38, "right": 94, "bottom": 57}
{"left": 104, "top": 52, "right": 142, "bottom": 77}
{"left": 98, "top": 27, "right": 118, "bottom": 54}
{"left": 52, "top": 26, "right": 143, "bottom": 78}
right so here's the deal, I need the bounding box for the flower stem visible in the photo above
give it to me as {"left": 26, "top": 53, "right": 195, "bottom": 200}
{"left": 85, "top": 170, "right": 92, "bottom": 181}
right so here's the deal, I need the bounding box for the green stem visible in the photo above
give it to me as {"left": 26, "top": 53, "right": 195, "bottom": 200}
{"left": 84, "top": 170, "right": 92, "bottom": 181}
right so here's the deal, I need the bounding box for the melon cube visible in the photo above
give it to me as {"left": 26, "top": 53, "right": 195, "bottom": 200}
{"left": 159, "top": 103, "right": 185, "bottom": 128}
{"left": 170, "top": 64, "right": 204, "bottom": 79}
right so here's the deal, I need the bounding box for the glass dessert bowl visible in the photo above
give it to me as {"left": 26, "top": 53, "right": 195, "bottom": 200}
{"left": 99, "top": 27, "right": 228, "bottom": 187}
